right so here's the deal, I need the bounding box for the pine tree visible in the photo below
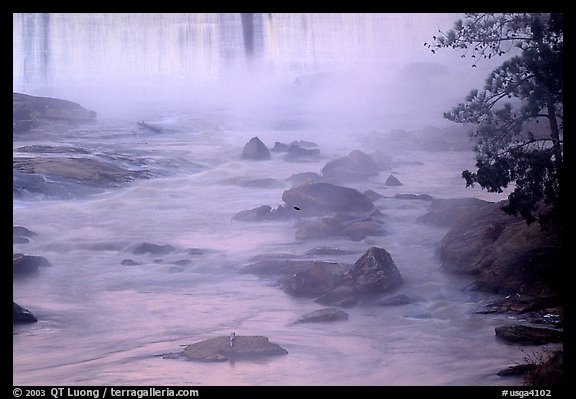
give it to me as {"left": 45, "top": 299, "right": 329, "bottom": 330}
{"left": 425, "top": 13, "right": 563, "bottom": 229}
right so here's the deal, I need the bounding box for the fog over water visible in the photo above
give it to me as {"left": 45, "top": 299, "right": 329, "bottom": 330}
{"left": 13, "top": 13, "right": 538, "bottom": 386}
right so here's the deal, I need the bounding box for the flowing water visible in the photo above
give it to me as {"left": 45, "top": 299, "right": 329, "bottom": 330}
{"left": 13, "top": 13, "right": 541, "bottom": 386}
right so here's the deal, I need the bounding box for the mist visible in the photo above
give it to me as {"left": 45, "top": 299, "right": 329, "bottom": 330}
{"left": 13, "top": 13, "right": 536, "bottom": 387}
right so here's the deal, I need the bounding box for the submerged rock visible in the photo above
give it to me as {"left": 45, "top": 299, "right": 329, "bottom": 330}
{"left": 416, "top": 197, "right": 492, "bottom": 227}
{"left": 182, "top": 335, "right": 288, "bottom": 362}
{"left": 13, "top": 253, "right": 51, "bottom": 276}
{"left": 13, "top": 301, "right": 38, "bottom": 324}
{"left": 495, "top": 324, "right": 563, "bottom": 345}
{"left": 295, "top": 307, "right": 349, "bottom": 323}
{"left": 242, "top": 137, "right": 271, "bottom": 160}
{"left": 132, "top": 242, "right": 175, "bottom": 255}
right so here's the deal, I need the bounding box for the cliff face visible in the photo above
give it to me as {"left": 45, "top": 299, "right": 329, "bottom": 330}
{"left": 437, "top": 200, "right": 562, "bottom": 297}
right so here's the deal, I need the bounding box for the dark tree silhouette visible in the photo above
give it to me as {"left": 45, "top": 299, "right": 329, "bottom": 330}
{"left": 426, "top": 13, "right": 563, "bottom": 229}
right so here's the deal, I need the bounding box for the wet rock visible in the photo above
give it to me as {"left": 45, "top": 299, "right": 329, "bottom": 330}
{"left": 271, "top": 140, "right": 318, "bottom": 152}
{"left": 476, "top": 295, "right": 562, "bottom": 315}
{"left": 282, "top": 181, "right": 374, "bottom": 217}
{"left": 305, "top": 247, "right": 355, "bottom": 256}
{"left": 437, "top": 200, "right": 562, "bottom": 296}
{"left": 295, "top": 307, "right": 349, "bottom": 323}
{"left": 384, "top": 175, "right": 403, "bottom": 186}
{"left": 15, "top": 145, "right": 91, "bottom": 154}
{"left": 136, "top": 121, "right": 163, "bottom": 133}
{"left": 321, "top": 150, "right": 379, "bottom": 183}
{"left": 13, "top": 92, "right": 96, "bottom": 123}
{"left": 497, "top": 364, "right": 537, "bottom": 377}
{"left": 121, "top": 259, "right": 142, "bottom": 266}
{"left": 284, "top": 145, "right": 321, "bottom": 162}
{"left": 13, "top": 226, "right": 37, "bottom": 238}
{"left": 182, "top": 335, "right": 287, "bottom": 362}
{"left": 375, "top": 294, "right": 414, "bottom": 306}
{"left": 242, "top": 136, "right": 271, "bottom": 160}
{"left": 286, "top": 172, "right": 323, "bottom": 185}
{"left": 495, "top": 324, "right": 563, "bottom": 345}
{"left": 316, "top": 247, "right": 403, "bottom": 306}
{"left": 132, "top": 243, "right": 175, "bottom": 255}
{"left": 13, "top": 301, "right": 38, "bottom": 324}
{"left": 13, "top": 253, "right": 51, "bottom": 276}
{"left": 242, "top": 259, "right": 346, "bottom": 277}
{"left": 416, "top": 197, "right": 492, "bottom": 227}
{"left": 232, "top": 205, "right": 273, "bottom": 222}
{"left": 295, "top": 216, "right": 387, "bottom": 241}
{"left": 394, "top": 193, "right": 434, "bottom": 201}
{"left": 13, "top": 157, "right": 150, "bottom": 189}
{"left": 279, "top": 262, "right": 348, "bottom": 297}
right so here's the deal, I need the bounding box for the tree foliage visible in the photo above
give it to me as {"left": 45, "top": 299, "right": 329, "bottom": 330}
{"left": 426, "top": 13, "right": 563, "bottom": 229}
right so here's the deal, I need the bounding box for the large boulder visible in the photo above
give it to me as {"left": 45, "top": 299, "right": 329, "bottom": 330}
{"left": 242, "top": 137, "right": 271, "bottom": 160}
{"left": 437, "top": 200, "right": 562, "bottom": 296}
{"left": 279, "top": 262, "right": 348, "bottom": 297}
{"left": 182, "top": 335, "right": 287, "bottom": 362}
{"left": 417, "top": 197, "right": 492, "bottom": 227}
{"left": 13, "top": 253, "right": 51, "bottom": 276}
{"left": 13, "top": 301, "right": 38, "bottom": 324}
{"left": 316, "top": 247, "right": 403, "bottom": 306}
{"left": 281, "top": 182, "right": 374, "bottom": 217}
{"left": 321, "top": 150, "right": 379, "bottom": 183}
{"left": 13, "top": 92, "right": 96, "bottom": 123}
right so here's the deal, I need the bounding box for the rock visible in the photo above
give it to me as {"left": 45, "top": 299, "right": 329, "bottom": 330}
{"left": 495, "top": 324, "right": 563, "bottom": 345}
{"left": 295, "top": 307, "right": 349, "bottom": 323}
{"left": 437, "top": 200, "right": 562, "bottom": 296}
{"left": 286, "top": 172, "right": 323, "bottom": 185}
{"left": 13, "top": 301, "right": 38, "bottom": 324}
{"left": 279, "top": 262, "right": 348, "bottom": 297}
{"left": 13, "top": 157, "right": 150, "bottom": 190}
{"left": 476, "top": 295, "right": 562, "bottom": 315}
{"left": 13, "top": 226, "right": 37, "bottom": 237}
{"left": 232, "top": 205, "right": 273, "bottom": 222}
{"left": 282, "top": 182, "right": 374, "bottom": 217}
{"left": 171, "top": 259, "right": 192, "bottom": 266}
{"left": 15, "top": 145, "right": 91, "bottom": 154}
{"left": 242, "top": 260, "right": 345, "bottom": 277}
{"left": 284, "top": 145, "right": 321, "bottom": 162}
{"left": 384, "top": 175, "right": 403, "bottom": 186}
{"left": 121, "top": 259, "right": 141, "bottom": 266}
{"left": 394, "top": 193, "right": 434, "bottom": 201}
{"left": 376, "top": 294, "right": 414, "bottom": 306}
{"left": 316, "top": 247, "right": 403, "bottom": 306}
{"left": 182, "top": 335, "right": 287, "bottom": 362}
{"left": 136, "top": 121, "right": 163, "bottom": 133}
{"left": 305, "top": 247, "right": 355, "bottom": 256}
{"left": 132, "top": 243, "right": 175, "bottom": 255}
{"left": 295, "top": 215, "right": 387, "bottom": 242}
{"left": 13, "top": 92, "right": 96, "bottom": 123}
{"left": 13, "top": 253, "right": 51, "bottom": 276}
{"left": 416, "top": 197, "right": 492, "bottom": 227}
{"left": 321, "top": 150, "right": 379, "bottom": 183}
{"left": 242, "top": 137, "right": 271, "bottom": 160}
{"left": 497, "top": 364, "right": 537, "bottom": 377}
